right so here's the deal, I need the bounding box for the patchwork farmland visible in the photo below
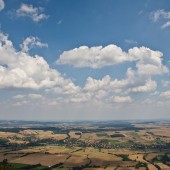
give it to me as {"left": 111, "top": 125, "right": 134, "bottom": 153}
{"left": 0, "top": 120, "right": 170, "bottom": 169}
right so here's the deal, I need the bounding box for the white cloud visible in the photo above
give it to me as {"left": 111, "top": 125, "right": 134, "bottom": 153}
{"left": 52, "top": 82, "right": 81, "bottom": 95}
{"left": 81, "top": 69, "right": 157, "bottom": 104}
{"left": 129, "top": 79, "right": 157, "bottom": 93}
{"left": 16, "top": 3, "right": 49, "bottom": 22}
{"left": 150, "top": 9, "right": 170, "bottom": 29}
{"left": 13, "top": 94, "right": 43, "bottom": 100}
{"left": 112, "top": 96, "right": 132, "bottom": 103}
{"left": 57, "top": 45, "right": 167, "bottom": 101}
{"left": 12, "top": 93, "right": 44, "bottom": 106}
{"left": 84, "top": 72, "right": 157, "bottom": 99}
{"left": 0, "top": 31, "right": 169, "bottom": 107}
{"left": 14, "top": 100, "right": 28, "bottom": 106}
{"left": 84, "top": 75, "right": 111, "bottom": 91}
{"left": 0, "top": 0, "right": 4, "bottom": 11}
{"left": 57, "top": 45, "right": 168, "bottom": 76}
{"left": 57, "top": 45, "right": 128, "bottom": 69}
{"left": 28, "top": 94, "right": 43, "bottom": 99}
{"left": 129, "top": 46, "right": 168, "bottom": 76}
{"left": 0, "top": 32, "right": 76, "bottom": 90}
{"left": 20, "top": 36, "right": 48, "bottom": 53}
{"left": 161, "top": 21, "right": 170, "bottom": 29}
{"left": 160, "top": 91, "right": 170, "bottom": 98}
{"left": 13, "top": 95, "right": 26, "bottom": 99}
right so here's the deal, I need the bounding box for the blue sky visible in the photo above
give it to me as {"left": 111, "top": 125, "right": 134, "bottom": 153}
{"left": 0, "top": 0, "right": 170, "bottom": 120}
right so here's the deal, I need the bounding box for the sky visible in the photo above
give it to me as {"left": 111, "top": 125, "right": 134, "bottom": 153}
{"left": 0, "top": 0, "right": 170, "bottom": 120}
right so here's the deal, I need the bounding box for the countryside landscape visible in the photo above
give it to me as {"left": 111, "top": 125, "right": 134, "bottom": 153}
{"left": 1, "top": 0, "right": 170, "bottom": 169}
{"left": 1, "top": 120, "right": 170, "bottom": 169}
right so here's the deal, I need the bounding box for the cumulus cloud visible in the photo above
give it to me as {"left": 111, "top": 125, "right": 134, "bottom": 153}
{"left": 20, "top": 36, "right": 48, "bottom": 53}
{"left": 16, "top": 3, "right": 49, "bottom": 22}
{"left": 84, "top": 73, "right": 157, "bottom": 98}
{"left": 28, "top": 94, "right": 43, "bottom": 99}
{"left": 0, "top": 32, "right": 77, "bottom": 90}
{"left": 84, "top": 75, "right": 111, "bottom": 91}
{"left": 57, "top": 45, "right": 168, "bottom": 102}
{"left": 57, "top": 45, "right": 128, "bottom": 68}
{"left": 13, "top": 94, "right": 43, "bottom": 100}
{"left": 129, "top": 79, "right": 157, "bottom": 93}
{"left": 57, "top": 45, "right": 168, "bottom": 76}
{"left": 12, "top": 93, "right": 44, "bottom": 106}
{"left": 80, "top": 71, "right": 157, "bottom": 104}
{"left": 150, "top": 9, "right": 170, "bottom": 29}
{"left": 128, "top": 47, "right": 168, "bottom": 75}
{"left": 112, "top": 96, "right": 132, "bottom": 103}
{"left": 160, "top": 91, "right": 170, "bottom": 98}
{"left": 0, "top": 31, "right": 169, "bottom": 106}
{"left": 0, "top": 0, "right": 4, "bottom": 11}
{"left": 13, "top": 95, "right": 25, "bottom": 99}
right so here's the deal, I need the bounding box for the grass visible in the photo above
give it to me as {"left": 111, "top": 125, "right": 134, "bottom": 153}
{"left": 108, "top": 139, "right": 120, "bottom": 145}
{"left": 130, "top": 132, "right": 140, "bottom": 138}
{"left": 10, "top": 163, "right": 49, "bottom": 170}
{"left": 31, "top": 166, "right": 49, "bottom": 170}
{"left": 155, "top": 137, "right": 166, "bottom": 145}
{"left": 96, "top": 133, "right": 108, "bottom": 137}
{"left": 18, "top": 146, "right": 30, "bottom": 150}
{"left": 119, "top": 140, "right": 135, "bottom": 147}
{"left": 8, "top": 163, "right": 28, "bottom": 168}
{"left": 53, "top": 130, "right": 68, "bottom": 134}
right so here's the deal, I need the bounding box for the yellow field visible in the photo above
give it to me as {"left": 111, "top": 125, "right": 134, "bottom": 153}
{"left": 0, "top": 131, "right": 18, "bottom": 137}
{"left": 155, "top": 162, "right": 170, "bottom": 169}
{"left": 64, "top": 154, "right": 89, "bottom": 167}
{"left": 20, "top": 129, "right": 68, "bottom": 140}
{"left": 128, "top": 154, "right": 157, "bottom": 170}
{"left": 10, "top": 153, "right": 68, "bottom": 166}
{"left": 1, "top": 122, "right": 170, "bottom": 169}
{"left": 20, "top": 145, "right": 77, "bottom": 154}
{"left": 150, "top": 128, "right": 170, "bottom": 137}
{"left": 0, "top": 152, "right": 25, "bottom": 162}
{"left": 145, "top": 153, "right": 159, "bottom": 161}
{"left": 69, "top": 131, "right": 81, "bottom": 139}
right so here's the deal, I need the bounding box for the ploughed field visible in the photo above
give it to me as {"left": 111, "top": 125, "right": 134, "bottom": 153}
{"left": 0, "top": 120, "right": 170, "bottom": 169}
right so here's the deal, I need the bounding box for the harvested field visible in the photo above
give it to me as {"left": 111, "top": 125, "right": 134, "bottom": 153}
{"left": 1, "top": 121, "right": 170, "bottom": 169}
{"left": 128, "top": 154, "right": 157, "bottom": 170}
{"left": 69, "top": 131, "right": 81, "bottom": 139}
{"left": 10, "top": 153, "right": 68, "bottom": 166}
{"left": 129, "top": 154, "right": 146, "bottom": 162}
{"left": 147, "top": 164, "right": 157, "bottom": 170}
{"left": 145, "top": 153, "right": 159, "bottom": 161}
{"left": 64, "top": 154, "right": 89, "bottom": 167}
{"left": 107, "top": 149, "right": 138, "bottom": 155}
{"left": 0, "top": 131, "right": 17, "bottom": 138}
{"left": 19, "top": 130, "right": 67, "bottom": 140}
{"left": 86, "top": 149, "right": 121, "bottom": 167}
{"left": 20, "top": 146, "right": 76, "bottom": 154}
{"left": 155, "top": 162, "right": 170, "bottom": 169}
{"left": 150, "top": 128, "right": 170, "bottom": 137}
{"left": 84, "top": 168, "right": 117, "bottom": 170}
{"left": 117, "top": 168, "right": 144, "bottom": 170}
{"left": 0, "top": 152, "right": 26, "bottom": 162}
{"left": 81, "top": 133, "right": 100, "bottom": 141}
